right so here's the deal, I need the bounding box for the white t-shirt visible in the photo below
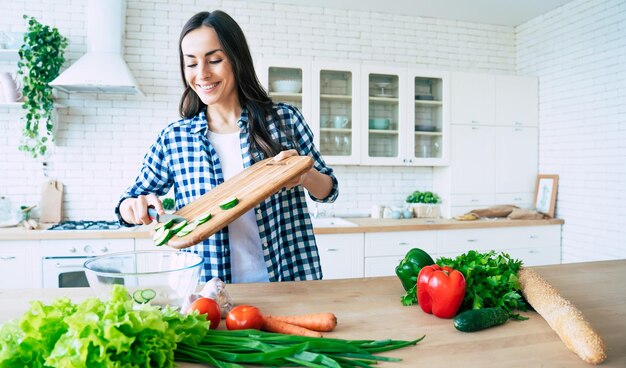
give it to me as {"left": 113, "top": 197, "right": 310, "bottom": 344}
{"left": 206, "top": 130, "right": 269, "bottom": 283}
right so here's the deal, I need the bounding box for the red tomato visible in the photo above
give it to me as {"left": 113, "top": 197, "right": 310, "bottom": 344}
{"left": 226, "top": 305, "right": 264, "bottom": 330}
{"left": 187, "top": 297, "right": 221, "bottom": 329}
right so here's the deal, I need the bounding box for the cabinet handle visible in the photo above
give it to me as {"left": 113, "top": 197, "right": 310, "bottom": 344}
{"left": 529, "top": 250, "right": 539, "bottom": 254}
{"left": 514, "top": 121, "right": 522, "bottom": 126}
{"left": 398, "top": 242, "right": 410, "bottom": 246}
{"left": 471, "top": 120, "right": 479, "bottom": 124}
{"left": 514, "top": 197, "right": 522, "bottom": 201}
{"left": 529, "top": 235, "right": 539, "bottom": 239}
{"left": 470, "top": 199, "right": 479, "bottom": 202}
{"left": 514, "top": 128, "right": 523, "bottom": 132}
{"left": 466, "top": 239, "right": 479, "bottom": 243}
{"left": 471, "top": 126, "right": 479, "bottom": 130}
{"left": 325, "top": 248, "right": 339, "bottom": 252}
{"left": 0, "top": 256, "right": 16, "bottom": 261}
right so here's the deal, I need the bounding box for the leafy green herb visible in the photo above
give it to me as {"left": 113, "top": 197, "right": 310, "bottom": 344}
{"left": 437, "top": 250, "right": 527, "bottom": 313}
{"left": 406, "top": 191, "right": 440, "bottom": 204}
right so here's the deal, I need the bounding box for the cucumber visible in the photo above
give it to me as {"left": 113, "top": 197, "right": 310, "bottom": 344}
{"left": 141, "top": 288, "right": 156, "bottom": 302}
{"left": 132, "top": 290, "right": 147, "bottom": 304}
{"left": 152, "top": 226, "right": 166, "bottom": 241}
{"left": 154, "top": 228, "right": 173, "bottom": 246}
{"left": 156, "top": 219, "right": 175, "bottom": 230}
{"left": 132, "top": 288, "right": 156, "bottom": 304}
{"left": 176, "top": 222, "right": 197, "bottom": 237}
{"left": 453, "top": 307, "right": 510, "bottom": 332}
{"left": 170, "top": 220, "right": 188, "bottom": 234}
{"left": 194, "top": 211, "right": 212, "bottom": 224}
{"left": 219, "top": 197, "right": 239, "bottom": 210}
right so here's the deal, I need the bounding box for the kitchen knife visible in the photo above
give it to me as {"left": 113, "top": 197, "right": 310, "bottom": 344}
{"left": 148, "top": 207, "right": 186, "bottom": 224}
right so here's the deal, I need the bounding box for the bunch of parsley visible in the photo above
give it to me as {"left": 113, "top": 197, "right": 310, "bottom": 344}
{"left": 437, "top": 250, "right": 527, "bottom": 313}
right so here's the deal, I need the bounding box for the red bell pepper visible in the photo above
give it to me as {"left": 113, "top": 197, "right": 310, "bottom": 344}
{"left": 417, "top": 264, "right": 466, "bottom": 318}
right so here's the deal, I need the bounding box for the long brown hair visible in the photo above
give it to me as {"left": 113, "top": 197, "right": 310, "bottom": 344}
{"left": 178, "top": 10, "right": 284, "bottom": 159}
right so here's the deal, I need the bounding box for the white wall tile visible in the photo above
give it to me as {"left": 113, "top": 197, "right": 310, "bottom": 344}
{"left": 517, "top": 0, "right": 626, "bottom": 262}
{"left": 1, "top": 0, "right": 514, "bottom": 222}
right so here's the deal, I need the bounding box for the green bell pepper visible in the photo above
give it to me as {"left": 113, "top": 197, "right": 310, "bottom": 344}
{"left": 395, "top": 248, "right": 435, "bottom": 306}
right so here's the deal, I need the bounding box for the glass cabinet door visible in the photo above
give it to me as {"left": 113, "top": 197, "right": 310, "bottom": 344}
{"left": 362, "top": 67, "right": 405, "bottom": 164}
{"left": 408, "top": 70, "right": 449, "bottom": 166}
{"left": 312, "top": 62, "right": 360, "bottom": 165}
{"left": 267, "top": 66, "right": 304, "bottom": 111}
{"left": 413, "top": 77, "right": 443, "bottom": 159}
{"left": 256, "top": 58, "right": 312, "bottom": 126}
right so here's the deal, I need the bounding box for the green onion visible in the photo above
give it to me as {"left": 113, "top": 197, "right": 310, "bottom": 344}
{"left": 175, "top": 329, "right": 424, "bottom": 367}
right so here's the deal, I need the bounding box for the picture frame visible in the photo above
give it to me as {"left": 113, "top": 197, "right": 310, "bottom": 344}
{"left": 533, "top": 174, "right": 559, "bottom": 218}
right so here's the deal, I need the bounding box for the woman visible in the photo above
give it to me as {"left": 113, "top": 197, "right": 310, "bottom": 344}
{"left": 115, "top": 10, "right": 338, "bottom": 283}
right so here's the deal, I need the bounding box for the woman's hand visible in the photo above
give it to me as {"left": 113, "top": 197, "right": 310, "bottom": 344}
{"left": 119, "top": 194, "right": 164, "bottom": 225}
{"left": 273, "top": 149, "right": 308, "bottom": 189}
{"left": 273, "top": 150, "right": 333, "bottom": 199}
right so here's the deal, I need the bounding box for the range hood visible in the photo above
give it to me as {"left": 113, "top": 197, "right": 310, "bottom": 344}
{"left": 50, "top": 0, "right": 142, "bottom": 95}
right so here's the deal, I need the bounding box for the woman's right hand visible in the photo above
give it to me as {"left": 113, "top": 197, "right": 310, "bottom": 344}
{"left": 119, "top": 194, "right": 164, "bottom": 225}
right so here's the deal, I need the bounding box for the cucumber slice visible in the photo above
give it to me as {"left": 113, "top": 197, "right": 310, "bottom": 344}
{"left": 154, "top": 228, "right": 173, "bottom": 246}
{"left": 170, "top": 220, "right": 188, "bottom": 234}
{"left": 176, "top": 222, "right": 197, "bottom": 237}
{"left": 133, "top": 290, "right": 147, "bottom": 304}
{"left": 219, "top": 197, "right": 239, "bottom": 210}
{"left": 152, "top": 226, "right": 165, "bottom": 241}
{"left": 155, "top": 218, "right": 175, "bottom": 232}
{"left": 141, "top": 288, "right": 156, "bottom": 302}
{"left": 195, "top": 212, "right": 212, "bottom": 224}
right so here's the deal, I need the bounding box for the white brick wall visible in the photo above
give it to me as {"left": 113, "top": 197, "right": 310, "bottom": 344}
{"left": 0, "top": 0, "right": 515, "bottom": 221}
{"left": 516, "top": 0, "right": 626, "bottom": 262}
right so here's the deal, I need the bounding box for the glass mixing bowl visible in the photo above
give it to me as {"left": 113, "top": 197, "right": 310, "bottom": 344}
{"left": 84, "top": 250, "right": 204, "bottom": 310}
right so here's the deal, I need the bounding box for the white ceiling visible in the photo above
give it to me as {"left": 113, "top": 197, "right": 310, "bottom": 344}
{"left": 265, "top": 0, "right": 575, "bottom": 26}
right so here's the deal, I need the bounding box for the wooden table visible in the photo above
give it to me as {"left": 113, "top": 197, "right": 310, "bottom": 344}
{"left": 1, "top": 260, "right": 624, "bottom": 367}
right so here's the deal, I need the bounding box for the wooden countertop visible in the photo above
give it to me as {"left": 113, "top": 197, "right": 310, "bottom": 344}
{"left": 314, "top": 217, "right": 564, "bottom": 234}
{"left": 0, "top": 218, "right": 564, "bottom": 240}
{"left": 0, "top": 259, "right": 623, "bottom": 367}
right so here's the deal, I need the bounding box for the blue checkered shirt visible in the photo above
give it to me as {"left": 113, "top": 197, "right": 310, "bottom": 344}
{"left": 115, "top": 103, "right": 338, "bottom": 283}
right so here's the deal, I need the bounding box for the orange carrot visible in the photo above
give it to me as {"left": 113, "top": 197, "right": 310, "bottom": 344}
{"left": 267, "top": 312, "right": 338, "bottom": 332}
{"left": 261, "top": 316, "right": 323, "bottom": 338}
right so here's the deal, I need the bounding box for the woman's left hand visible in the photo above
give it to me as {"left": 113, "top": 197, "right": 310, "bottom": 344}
{"left": 273, "top": 149, "right": 310, "bottom": 190}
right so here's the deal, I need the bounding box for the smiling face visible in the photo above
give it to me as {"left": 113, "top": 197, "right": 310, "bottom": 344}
{"left": 181, "top": 26, "right": 238, "bottom": 108}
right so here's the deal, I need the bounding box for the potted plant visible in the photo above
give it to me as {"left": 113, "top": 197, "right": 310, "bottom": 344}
{"left": 406, "top": 191, "right": 441, "bottom": 218}
{"left": 17, "top": 15, "right": 67, "bottom": 159}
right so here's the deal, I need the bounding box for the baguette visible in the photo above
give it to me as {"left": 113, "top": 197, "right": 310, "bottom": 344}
{"left": 518, "top": 268, "right": 607, "bottom": 365}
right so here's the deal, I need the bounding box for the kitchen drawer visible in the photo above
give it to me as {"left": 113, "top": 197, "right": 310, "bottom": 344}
{"left": 39, "top": 238, "right": 134, "bottom": 256}
{"left": 364, "top": 231, "right": 437, "bottom": 257}
{"left": 450, "top": 194, "right": 494, "bottom": 207}
{"left": 438, "top": 228, "right": 499, "bottom": 254}
{"left": 0, "top": 240, "right": 37, "bottom": 289}
{"left": 316, "top": 234, "right": 364, "bottom": 279}
{"left": 438, "top": 226, "right": 561, "bottom": 254}
{"left": 364, "top": 256, "right": 405, "bottom": 277}
{"left": 506, "top": 246, "right": 561, "bottom": 266}
{"left": 498, "top": 226, "right": 561, "bottom": 249}
{"left": 495, "top": 193, "right": 533, "bottom": 207}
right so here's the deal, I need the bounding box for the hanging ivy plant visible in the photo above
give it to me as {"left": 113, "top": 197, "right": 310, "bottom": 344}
{"left": 17, "top": 15, "right": 68, "bottom": 159}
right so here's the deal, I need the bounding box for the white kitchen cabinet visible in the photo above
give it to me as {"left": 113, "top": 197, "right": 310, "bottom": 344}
{"left": 437, "top": 225, "right": 561, "bottom": 266}
{"left": 311, "top": 62, "right": 362, "bottom": 165}
{"left": 450, "top": 72, "right": 495, "bottom": 126}
{"left": 435, "top": 72, "right": 539, "bottom": 218}
{"left": 360, "top": 65, "right": 407, "bottom": 165}
{"left": 495, "top": 75, "right": 538, "bottom": 126}
{"left": 257, "top": 58, "right": 313, "bottom": 126}
{"left": 316, "top": 233, "right": 364, "bottom": 279}
{"left": 495, "top": 126, "right": 538, "bottom": 200}
{"left": 406, "top": 69, "right": 450, "bottom": 166}
{"left": 0, "top": 241, "right": 37, "bottom": 289}
{"left": 363, "top": 231, "right": 437, "bottom": 277}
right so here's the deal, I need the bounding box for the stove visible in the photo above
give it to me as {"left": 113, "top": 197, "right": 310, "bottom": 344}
{"left": 47, "top": 220, "right": 121, "bottom": 231}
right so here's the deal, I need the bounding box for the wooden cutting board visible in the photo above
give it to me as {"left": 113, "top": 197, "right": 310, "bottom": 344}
{"left": 164, "top": 155, "right": 314, "bottom": 249}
